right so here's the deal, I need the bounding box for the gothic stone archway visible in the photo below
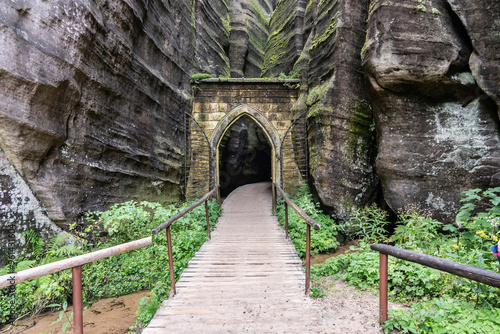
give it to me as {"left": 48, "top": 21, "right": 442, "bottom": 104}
{"left": 186, "top": 78, "right": 301, "bottom": 200}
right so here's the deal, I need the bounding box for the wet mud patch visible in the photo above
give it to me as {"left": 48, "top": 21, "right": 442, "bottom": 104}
{"left": 0, "top": 290, "right": 149, "bottom": 334}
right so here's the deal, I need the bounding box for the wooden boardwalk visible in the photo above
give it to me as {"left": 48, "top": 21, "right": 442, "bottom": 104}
{"left": 143, "top": 182, "right": 332, "bottom": 333}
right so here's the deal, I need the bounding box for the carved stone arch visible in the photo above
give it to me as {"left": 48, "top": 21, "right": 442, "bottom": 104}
{"left": 210, "top": 104, "right": 281, "bottom": 189}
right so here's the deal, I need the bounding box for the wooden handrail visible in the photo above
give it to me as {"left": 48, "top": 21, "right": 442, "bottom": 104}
{"left": 371, "top": 244, "right": 500, "bottom": 288}
{"left": 0, "top": 236, "right": 152, "bottom": 289}
{"left": 0, "top": 186, "right": 221, "bottom": 333}
{"left": 272, "top": 183, "right": 321, "bottom": 294}
{"left": 371, "top": 243, "right": 500, "bottom": 323}
{"left": 151, "top": 185, "right": 220, "bottom": 235}
{"left": 0, "top": 236, "right": 152, "bottom": 334}
{"left": 273, "top": 184, "right": 321, "bottom": 230}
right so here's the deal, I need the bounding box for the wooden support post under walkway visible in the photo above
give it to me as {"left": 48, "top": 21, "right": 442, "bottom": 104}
{"left": 143, "top": 182, "right": 333, "bottom": 333}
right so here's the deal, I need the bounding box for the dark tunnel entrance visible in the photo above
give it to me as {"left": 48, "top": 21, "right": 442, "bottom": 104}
{"left": 218, "top": 116, "right": 272, "bottom": 197}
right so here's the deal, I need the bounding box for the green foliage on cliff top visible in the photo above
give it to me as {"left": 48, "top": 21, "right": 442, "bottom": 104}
{"left": 190, "top": 73, "right": 214, "bottom": 84}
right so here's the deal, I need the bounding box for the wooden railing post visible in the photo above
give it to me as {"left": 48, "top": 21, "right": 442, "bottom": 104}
{"left": 72, "top": 266, "right": 83, "bottom": 334}
{"left": 305, "top": 224, "right": 311, "bottom": 294}
{"left": 166, "top": 226, "right": 176, "bottom": 295}
{"left": 217, "top": 187, "right": 221, "bottom": 205}
{"left": 272, "top": 183, "right": 276, "bottom": 214}
{"left": 284, "top": 202, "right": 289, "bottom": 238}
{"left": 205, "top": 200, "right": 211, "bottom": 240}
{"left": 273, "top": 183, "right": 320, "bottom": 294}
{"left": 379, "top": 253, "right": 388, "bottom": 324}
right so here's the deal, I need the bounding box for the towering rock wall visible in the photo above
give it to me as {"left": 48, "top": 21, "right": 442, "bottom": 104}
{"left": 362, "top": 0, "right": 500, "bottom": 221}
{"left": 229, "top": 0, "right": 276, "bottom": 77}
{"left": 265, "top": 0, "right": 499, "bottom": 222}
{"left": 264, "top": 0, "right": 379, "bottom": 220}
{"left": 0, "top": 0, "right": 230, "bottom": 235}
{"left": 1, "top": 0, "right": 498, "bottom": 237}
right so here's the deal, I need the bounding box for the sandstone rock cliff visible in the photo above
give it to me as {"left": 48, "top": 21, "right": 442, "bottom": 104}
{"left": 264, "top": 0, "right": 379, "bottom": 220}
{"left": 265, "top": 0, "right": 499, "bottom": 221}
{"left": 362, "top": 0, "right": 500, "bottom": 221}
{"left": 1, "top": 0, "right": 499, "bottom": 239}
{"left": 0, "top": 0, "right": 230, "bottom": 237}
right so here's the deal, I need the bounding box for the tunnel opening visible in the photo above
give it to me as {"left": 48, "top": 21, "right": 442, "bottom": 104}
{"left": 218, "top": 116, "right": 272, "bottom": 197}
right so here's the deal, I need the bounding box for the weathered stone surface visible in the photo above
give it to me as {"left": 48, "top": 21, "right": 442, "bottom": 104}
{"left": 0, "top": 0, "right": 229, "bottom": 229}
{"left": 261, "top": 0, "right": 306, "bottom": 77}
{"left": 363, "top": 0, "right": 472, "bottom": 97}
{"left": 195, "top": 0, "right": 231, "bottom": 77}
{"left": 369, "top": 86, "right": 500, "bottom": 220}
{"left": 229, "top": 0, "right": 275, "bottom": 78}
{"left": 363, "top": 0, "right": 500, "bottom": 221}
{"left": 305, "top": 0, "right": 378, "bottom": 220}
{"left": 0, "top": 148, "right": 69, "bottom": 266}
{"left": 446, "top": 0, "right": 500, "bottom": 116}
{"left": 263, "top": 0, "right": 378, "bottom": 219}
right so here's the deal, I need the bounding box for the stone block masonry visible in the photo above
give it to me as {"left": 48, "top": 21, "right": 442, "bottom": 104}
{"left": 187, "top": 79, "right": 302, "bottom": 199}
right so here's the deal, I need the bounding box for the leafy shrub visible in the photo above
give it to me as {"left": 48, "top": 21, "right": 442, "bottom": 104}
{"left": 390, "top": 211, "right": 442, "bottom": 251}
{"left": 312, "top": 188, "right": 500, "bottom": 306}
{"left": 383, "top": 298, "right": 500, "bottom": 334}
{"left": 0, "top": 200, "right": 221, "bottom": 328}
{"left": 275, "top": 187, "right": 339, "bottom": 257}
{"left": 341, "top": 203, "right": 390, "bottom": 242}
{"left": 444, "top": 188, "right": 500, "bottom": 267}
{"left": 311, "top": 242, "right": 379, "bottom": 289}
{"left": 312, "top": 188, "right": 500, "bottom": 332}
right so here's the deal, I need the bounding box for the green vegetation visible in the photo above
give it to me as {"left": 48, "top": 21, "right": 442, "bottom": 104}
{"left": 414, "top": 0, "right": 427, "bottom": 12}
{"left": 275, "top": 185, "right": 339, "bottom": 258}
{"left": 4, "top": 185, "right": 500, "bottom": 333}
{"left": 384, "top": 298, "right": 500, "bottom": 333}
{"left": 280, "top": 186, "right": 500, "bottom": 333}
{"left": 49, "top": 300, "right": 74, "bottom": 333}
{"left": 190, "top": 73, "right": 214, "bottom": 84}
{"left": 0, "top": 200, "right": 221, "bottom": 330}
{"left": 310, "top": 15, "right": 337, "bottom": 52}
{"left": 278, "top": 71, "right": 301, "bottom": 88}
{"left": 313, "top": 187, "right": 500, "bottom": 333}
{"left": 278, "top": 71, "right": 300, "bottom": 80}
{"left": 341, "top": 204, "right": 390, "bottom": 241}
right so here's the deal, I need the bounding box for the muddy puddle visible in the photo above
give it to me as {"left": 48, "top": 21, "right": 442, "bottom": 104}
{"left": 0, "top": 290, "right": 149, "bottom": 334}
{"left": 311, "top": 239, "right": 359, "bottom": 265}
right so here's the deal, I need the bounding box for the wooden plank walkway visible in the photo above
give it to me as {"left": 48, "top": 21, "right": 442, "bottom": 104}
{"left": 143, "top": 182, "right": 333, "bottom": 333}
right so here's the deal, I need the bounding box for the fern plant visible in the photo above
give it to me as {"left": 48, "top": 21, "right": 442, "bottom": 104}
{"left": 21, "top": 230, "right": 45, "bottom": 261}
{"left": 44, "top": 234, "right": 82, "bottom": 264}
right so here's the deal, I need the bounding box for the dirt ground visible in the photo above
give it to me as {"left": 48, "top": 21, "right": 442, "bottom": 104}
{"left": 1, "top": 280, "right": 402, "bottom": 334}
{"left": 0, "top": 290, "right": 149, "bottom": 334}
{"left": 312, "top": 276, "right": 406, "bottom": 334}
